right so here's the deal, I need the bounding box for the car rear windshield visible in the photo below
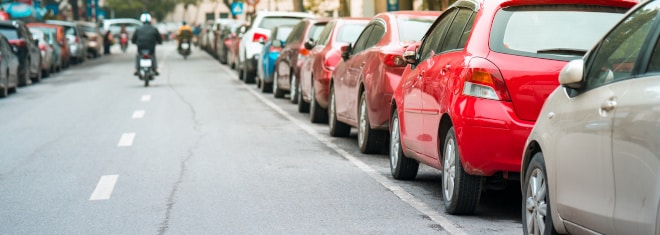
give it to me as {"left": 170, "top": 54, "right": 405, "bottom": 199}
{"left": 397, "top": 17, "right": 435, "bottom": 42}
{"left": 490, "top": 5, "right": 629, "bottom": 61}
{"left": 276, "top": 26, "right": 293, "bottom": 41}
{"left": 336, "top": 23, "right": 367, "bottom": 43}
{"left": 0, "top": 27, "right": 18, "bottom": 40}
{"left": 258, "top": 17, "right": 304, "bottom": 30}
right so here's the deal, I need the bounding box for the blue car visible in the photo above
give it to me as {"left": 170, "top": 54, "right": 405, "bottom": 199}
{"left": 257, "top": 25, "right": 293, "bottom": 93}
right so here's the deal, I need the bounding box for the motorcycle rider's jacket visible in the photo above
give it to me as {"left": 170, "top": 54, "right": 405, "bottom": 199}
{"left": 132, "top": 23, "right": 162, "bottom": 53}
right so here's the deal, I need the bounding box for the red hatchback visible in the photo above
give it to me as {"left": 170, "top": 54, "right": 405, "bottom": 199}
{"left": 329, "top": 11, "right": 440, "bottom": 154}
{"left": 389, "top": 0, "right": 636, "bottom": 214}
{"left": 298, "top": 18, "right": 369, "bottom": 123}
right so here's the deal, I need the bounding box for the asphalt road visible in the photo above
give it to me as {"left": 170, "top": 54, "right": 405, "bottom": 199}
{"left": 0, "top": 43, "right": 522, "bottom": 234}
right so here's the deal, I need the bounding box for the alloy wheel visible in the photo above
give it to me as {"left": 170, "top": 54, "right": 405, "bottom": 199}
{"left": 290, "top": 74, "right": 298, "bottom": 103}
{"left": 443, "top": 138, "right": 457, "bottom": 202}
{"left": 525, "top": 168, "right": 547, "bottom": 235}
{"left": 390, "top": 115, "right": 400, "bottom": 170}
{"left": 358, "top": 96, "right": 368, "bottom": 148}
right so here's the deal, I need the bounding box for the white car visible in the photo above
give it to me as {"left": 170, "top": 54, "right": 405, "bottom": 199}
{"left": 238, "top": 11, "right": 316, "bottom": 83}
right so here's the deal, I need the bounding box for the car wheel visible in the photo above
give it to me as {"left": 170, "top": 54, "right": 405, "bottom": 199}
{"left": 297, "top": 81, "right": 309, "bottom": 113}
{"left": 0, "top": 77, "right": 8, "bottom": 98}
{"left": 290, "top": 73, "right": 298, "bottom": 104}
{"left": 358, "top": 91, "right": 387, "bottom": 154}
{"left": 328, "top": 84, "right": 351, "bottom": 137}
{"left": 238, "top": 61, "right": 245, "bottom": 80}
{"left": 309, "top": 83, "right": 328, "bottom": 123}
{"left": 523, "top": 152, "right": 557, "bottom": 235}
{"left": 389, "top": 110, "right": 418, "bottom": 180}
{"left": 273, "top": 70, "right": 285, "bottom": 98}
{"left": 243, "top": 59, "right": 255, "bottom": 84}
{"left": 442, "top": 127, "right": 483, "bottom": 214}
{"left": 18, "top": 65, "right": 30, "bottom": 87}
{"left": 261, "top": 73, "right": 273, "bottom": 93}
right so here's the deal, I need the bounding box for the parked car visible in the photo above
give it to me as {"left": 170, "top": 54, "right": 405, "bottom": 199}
{"left": 102, "top": 18, "right": 142, "bottom": 39}
{"left": 329, "top": 11, "right": 439, "bottom": 154}
{"left": 26, "top": 23, "right": 70, "bottom": 68}
{"left": 256, "top": 25, "right": 294, "bottom": 93}
{"left": 299, "top": 18, "right": 369, "bottom": 123}
{"left": 273, "top": 18, "right": 328, "bottom": 100}
{"left": 389, "top": 0, "right": 636, "bottom": 215}
{"left": 28, "top": 28, "right": 54, "bottom": 77}
{"left": 521, "top": 1, "right": 660, "bottom": 234}
{"left": 76, "top": 21, "right": 103, "bottom": 58}
{"left": 238, "top": 11, "right": 317, "bottom": 83}
{"left": 0, "top": 33, "right": 19, "bottom": 97}
{"left": 46, "top": 20, "right": 87, "bottom": 64}
{"left": 0, "top": 20, "right": 42, "bottom": 86}
{"left": 228, "top": 23, "right": 248, "bottom": 70}
{"left": 216, "top": 20, "right": 245, "bottom": 64}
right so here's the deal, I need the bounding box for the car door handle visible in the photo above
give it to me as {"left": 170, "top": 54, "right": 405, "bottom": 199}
{"left": 600, "top": 100, "right": 617, "bottom": 112}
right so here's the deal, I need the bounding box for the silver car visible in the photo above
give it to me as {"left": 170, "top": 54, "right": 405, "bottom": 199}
{"left": 521, "top": 1, "right": 660, "bottom": 234}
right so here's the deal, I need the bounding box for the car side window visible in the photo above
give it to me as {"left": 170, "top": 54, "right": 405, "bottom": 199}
{"left": 351, "top": 25, "right": 374, "bottom": 54}
{"left": 585, "top": 1, "right": 660, "bottom": 90}
{"left": 647, "top": 35, "right": 660, "bottom": 73}
{"left": 418, "top": 9, "right": 458, "bottom": 62}
{"left": 363, "top": 23, "right": 384, "bottom": 50}
{"left": 316, "top": 21, "right": 335, "bottom": 46}
{"left": 285, "top": 22, "right": 305, "bottom": 44}
{"left": 440, "top": 8, "right": 474, "bottom": 52}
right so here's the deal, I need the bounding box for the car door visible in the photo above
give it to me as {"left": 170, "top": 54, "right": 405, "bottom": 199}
{"left": 336, "top": 25, "right": 373, "bottom": 119}
{"left": 343, "top": 22, "right": 385, "bottom": 123}
{"left": 554, "top": 5, "right": 657, "bottom": 233}
{"left": 420, "top": 8, "right": 475, "bottom": 159}
{"left": 401, "top": 9, "right": 457, "bottom": 153}
{"left": 610, "top": 2, "right": 660, "bottom": 233}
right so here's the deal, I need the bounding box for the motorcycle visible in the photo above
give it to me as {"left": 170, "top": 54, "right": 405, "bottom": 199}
{"left": 137, "top": 50, "right": 155, "bottom": 87}
{"left": 120, "top": 33, "right": 129, "bottom": 52}
{"left": 178, "top": 39, "right": 191, "bottom": 59}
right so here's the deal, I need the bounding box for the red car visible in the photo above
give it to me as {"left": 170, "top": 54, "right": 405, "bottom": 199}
{"left": 389, "top": 0, "right": 636, "bottom": 214}
{"left": 329, "top": 11, "right": 440, "bottom": 154}
{"left": 26, "top": 23, "right": 70, "bottom": 69}
{"left": 228, "top": 24, "right": 249, "bottom": 71}
{"left": 298, "top": 18, "right": 369, "bottom": 124}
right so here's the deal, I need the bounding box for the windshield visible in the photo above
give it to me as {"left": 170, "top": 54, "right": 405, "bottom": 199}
{"left": 258, "top": 17, "right": 304, "bottom": 30}
{"left": 491, "top": 5, "right": 629, "bottom": 60}
{"left": 0, "top": 27, "right": 18, "bottom": 40}
{"left": 397, "top": 17, "right": 435, "bottom": 42}
{"left": 336, "top": 24, "right": 367, "bottom": 43}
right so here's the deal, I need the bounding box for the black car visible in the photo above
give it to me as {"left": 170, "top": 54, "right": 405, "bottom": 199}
{"left": 0, "top": 20, "right": 42, "bottom": 86}
{"left": 0, "top": 33, "right": 19, "bottom": 97}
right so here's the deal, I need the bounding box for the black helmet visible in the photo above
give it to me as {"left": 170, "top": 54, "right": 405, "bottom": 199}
{"left": 182, "top": 21, "right": 187, "bottom": 25}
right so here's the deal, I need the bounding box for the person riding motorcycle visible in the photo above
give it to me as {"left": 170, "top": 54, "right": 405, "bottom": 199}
{"left": 132, "top": 13, "right": 162, "bottom": 75}
{"left": 177, "top": 21, "right": 193, "bottom": 51}
{"left": 119, "top": 25, "right": 129, "bottom": 51}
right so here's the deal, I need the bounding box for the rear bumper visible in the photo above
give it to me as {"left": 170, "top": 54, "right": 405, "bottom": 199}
{"left": 452, "top": 96, "right": 534, "bottom": 176}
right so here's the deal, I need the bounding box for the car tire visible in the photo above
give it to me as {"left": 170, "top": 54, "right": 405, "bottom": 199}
{"left": 523, "top": 152, "right": 557, "bottom": 235}
{"left": 0, "top": 78, "right": 7, "bottom": 98}
{"left": 442, "top": 127, "right": 483, "bottom": 215}
{"left": 358, "top": 92, "right": 387, "bottom": 154}
{"left": 31, "top": 59, "right": 42, "bottom": 83}
{"left": 309, "top": 84, "right": 328, "bottom": 123}
{"left": 243, "top": 59, "right": 255, "bottom": 84}
{"left": 328, "top": 84, "right": 351, "bottom": 137}
{"left": 290, "top": 73, "right": 298, "bottom": 104}
{"left": 389, "top": 110, "right": 418, "bottom": 180}
{"left": 18, "top": 65, "right": 30, "bottom": 87}
{"left": 238, "top": 61, "right": 245, "bottom": 80}
{"left": 273, "top": 70, "right": 285, "bottom": 98}
{"left": 297, "top": 81, "right": 309, "bottom": 113}
{"left": 261, "top": 73, "right": 273, "bottom": 93}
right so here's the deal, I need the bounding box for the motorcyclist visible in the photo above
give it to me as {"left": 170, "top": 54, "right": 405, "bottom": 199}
{"left": 119, "top": 25, "right": 129, "bottom": 50}
{"left": 132, "top": 13, "right": 162, "bottom": 75}
{"left": 177, "top": 21, "right": 193, "bottom": 51}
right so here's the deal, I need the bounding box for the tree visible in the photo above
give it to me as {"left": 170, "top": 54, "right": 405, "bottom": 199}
{"left": 304, "top": 0, "right": 324, "bottom": 14}
{"left": 338, "top": 0, "right": 349, "bottom": 17}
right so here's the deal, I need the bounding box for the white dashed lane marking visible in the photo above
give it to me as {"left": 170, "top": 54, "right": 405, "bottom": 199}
{"left": 141, "top": 95, "right": 151, "bottom": 102}
{"left": 89, "top": 175, "right": 119, "bottom": 201}
{"left": 132, "top": 110, "right": 145, "bottom": 119}
{"left": 117, "top": 133, "right": 136, "bottom": 147}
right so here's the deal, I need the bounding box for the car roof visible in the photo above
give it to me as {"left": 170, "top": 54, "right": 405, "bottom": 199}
{"left": 255, "top": 11, "right": 317, "bottom": 19}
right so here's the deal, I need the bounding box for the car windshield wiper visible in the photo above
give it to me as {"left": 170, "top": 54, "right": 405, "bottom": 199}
{"left": 536, "top": 48, "right": 587, "bottom": 56}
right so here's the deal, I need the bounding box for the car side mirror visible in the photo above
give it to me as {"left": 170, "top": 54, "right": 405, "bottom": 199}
{"left": 403, "top": 51, "right": 417, "bottom": 65}
{"left": 272, "top": 40, "right": 283, "bottom": 48}
{"left": 341, "top": 43, "right": 352, "bottom": 61}
{"left": 304, "top": 40, "right": 315, "bottom": 50}
{"left": 559, "top": 59, "right": 584, "bottom": 89}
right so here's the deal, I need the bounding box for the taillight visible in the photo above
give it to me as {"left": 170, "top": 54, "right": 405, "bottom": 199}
{"left": 39, "top": 44, "right": 45, "bottom": 51}
{"left": 269, "top": 46, "right": 281, "bottom": 53}
{"left": 252, "top": 33, "right": 268, "bottom": 42}
{"left": 462, "top": 57, "right": 511, "bottom": 101}
{"left": 141, "top": 54, "right": 151, "bottom": 59}
{"left": 383, "top": 53, "right": 406, "bottom": 67}
{"left": 75, "top": 37, "right": 79, "bottom": 43}
{"left": 9, "top": 39, "right": 25, "bottom": 47}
